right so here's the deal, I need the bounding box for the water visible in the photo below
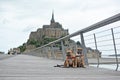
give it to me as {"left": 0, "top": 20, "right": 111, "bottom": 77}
{"left": 90, "top": 64, "right": 120, "bottom": 71}
{"left": 102, "top": 55, "right": 120, "bottom": 58}
{"left": 89, "top": 55, "right": 120, "bottom": 71}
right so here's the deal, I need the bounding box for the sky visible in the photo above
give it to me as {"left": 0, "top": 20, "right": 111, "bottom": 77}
{"left": 0, "top": 0, "right": 120, "bottom": 53}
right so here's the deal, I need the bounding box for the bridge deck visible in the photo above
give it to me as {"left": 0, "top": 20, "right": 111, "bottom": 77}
{"left": 0, "top": 54, "right": 120, "bottom": 80}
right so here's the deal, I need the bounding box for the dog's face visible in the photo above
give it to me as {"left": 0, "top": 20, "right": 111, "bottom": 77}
{"left": 76, "top": 49, "right": 82, "bottom": 55}
{"left": 66, "top": 52, "right": 71, "bottom": 56}
{"left": 66, "top": 50, "right": 73, "bottom": 56}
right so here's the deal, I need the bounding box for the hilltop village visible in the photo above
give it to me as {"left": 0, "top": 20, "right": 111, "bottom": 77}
{"left": 8, "top": 12, "right": 101, "bottom": 58}
{"left": 8, "top": 12, "right": 69, "bottom": 54}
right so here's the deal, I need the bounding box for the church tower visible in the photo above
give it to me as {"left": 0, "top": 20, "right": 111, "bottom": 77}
{"left": 51, "top": 11, "right": 55, "bottom": 24}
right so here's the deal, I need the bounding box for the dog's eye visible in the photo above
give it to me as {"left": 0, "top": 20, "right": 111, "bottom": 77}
{"left": 67, "top": 52, "right": 71, "bottom": 56}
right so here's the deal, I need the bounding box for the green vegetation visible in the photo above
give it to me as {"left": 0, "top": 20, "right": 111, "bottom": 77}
{"left": 18, "top": 43, "right": 26, "bottom": 52}
{"left": 19, "top": 36, "right": 69, "bottom": 53}
{"left": 27, "top": 38, "right": 57, "bottom": 47}
{"left": 27, "top": 39, "right": 40, "bottom": 47}
{"left": 43, "top": 38, "right": 56, "bottom": 44}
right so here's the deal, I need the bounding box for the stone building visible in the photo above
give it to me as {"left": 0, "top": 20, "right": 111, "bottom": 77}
{"left": 29, "top": 12, "right": 69, "bottom": 41}
{"left": 8, "top": 48, "right": 20, "bottom": 55}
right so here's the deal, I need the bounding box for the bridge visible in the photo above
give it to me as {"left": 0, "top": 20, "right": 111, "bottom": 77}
{"left": 0, "top": 13, "right": 120, "bottom": 80}
{"left": 0, "top": 54, "right": 120, "bottom": 80}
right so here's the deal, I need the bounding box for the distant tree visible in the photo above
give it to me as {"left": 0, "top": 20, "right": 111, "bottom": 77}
{"left": 27, "top": 38, "right": 57, "bottom": 48}
{"left": 18, "top": 43, "right": 26, "bottom": 52}
{"left": 27, "top": 39, "right": 38, "bottom": 45}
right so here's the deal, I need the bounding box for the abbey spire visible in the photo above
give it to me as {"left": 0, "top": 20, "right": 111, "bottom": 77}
{"left": 51, "top": 11, "right": 55, "bottom": 24}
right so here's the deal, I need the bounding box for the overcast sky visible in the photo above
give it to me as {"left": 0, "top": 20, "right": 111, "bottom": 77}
{"left": 0, "top": 0, "right": 120, "bottom": 53}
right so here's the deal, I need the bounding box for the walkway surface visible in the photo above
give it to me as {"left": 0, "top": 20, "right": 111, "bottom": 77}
{"left": 0, "top": 54, "right": 120, "bottom": 80}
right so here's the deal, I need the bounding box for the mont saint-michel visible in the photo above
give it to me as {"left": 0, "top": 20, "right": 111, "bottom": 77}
{"left": 22, "top": 12, "right": 69, "bottom": 53}
{"left": 8, "top": 12, "right": 101, "bottom": 58}
{"left": 28, "top": 12, "right": 68, "bottom": 42}
{"left": 8, "top": 12, "right": 69, "bottom": 54}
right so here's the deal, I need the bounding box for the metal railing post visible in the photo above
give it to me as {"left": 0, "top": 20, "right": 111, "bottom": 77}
{"left": 80, "top": 33, "right": 88, "bottom": 65}
{"left": 40, "top": 49, "right": 42, "bottom": 57}
{"left": 111, "top": 28, "right": 119, "bottom": 71}
{"left": 41, "top": 48, "right": 44, "bottom": 57}
{"left": 51, "top": 44, "right": 56, "bottom": 59}
{"left": 43, "top": 48, "right": 45, "bottom": 57}
{"left": 61, "top": 40, "right": 66, "bottom": 61}
{"left": 94, "top": 33, "right": 100, "bottom": 68}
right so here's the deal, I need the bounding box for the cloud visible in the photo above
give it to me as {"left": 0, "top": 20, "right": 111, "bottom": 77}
{"left": 2, "top": 19, "right": 9, "bottom": 24}
{"left": 22, "top": 26, "right": 37, "bottom": 32}
{"left": 0, "top": 0, "right": 120, "bottom": 53}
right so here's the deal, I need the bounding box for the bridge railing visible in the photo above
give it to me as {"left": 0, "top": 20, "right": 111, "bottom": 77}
{"left": 83, "top": 26, "right": 120, "bottom": 71}
{"left": 24, "top": 13, "right": 120, "bottom": 71}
